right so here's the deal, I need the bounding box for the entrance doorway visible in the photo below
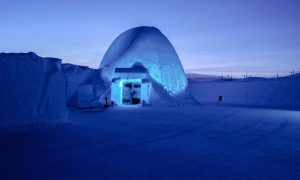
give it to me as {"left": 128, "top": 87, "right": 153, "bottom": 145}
{"left": 122, "top": 81, "right": 141, "bottom": 105}
{"left": 111, "top": 78, "right": 150, "bottom": 106}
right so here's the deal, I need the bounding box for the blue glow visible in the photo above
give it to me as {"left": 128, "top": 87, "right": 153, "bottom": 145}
{"left": 111, "top": 78, "right": 150, "bottom": 106}
{"left": 100, "top": 27, "right": 188, "bottom": 96}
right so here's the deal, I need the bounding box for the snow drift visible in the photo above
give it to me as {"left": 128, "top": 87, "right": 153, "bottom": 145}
{"left": 0, "top": 52, "right": 68, "bottom": 126}
{"left": 189, "top": 77, "right": 300, "bottom": 109}
{"left": 61, "top": 64, "right": 101, "bottom": 107}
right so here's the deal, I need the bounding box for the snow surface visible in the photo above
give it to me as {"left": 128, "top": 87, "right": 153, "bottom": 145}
{"left": 189, "top": 77, "right": 300, "bottom": 109}
{"left": 0, "top": 52, "right": 68, "bottom": 126}
{"left": 100, "top": 26, "right": 188, "bottom": 96}
{"left": 61, "top": 63, "right": 101, "bottom": 107}
{"left": 0, "top": 105, "right": 299, "bottom": 179}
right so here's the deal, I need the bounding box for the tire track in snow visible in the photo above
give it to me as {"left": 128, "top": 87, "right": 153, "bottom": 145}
{"left": 203, "top": 112, "right": 264, "bottom": 143}
{"left": 205, "top": 114, "right": 290, "bottom": 158}
{"left": 31, "top": 108, "right": 236, "bottom": 164}
{"left": 233, "top": 118, "right": 289, "bottom": 149}
{"left": 20, "top": 108, "right": 221, "bottom": 162}
{"left": 86, "top": 108, "right": 219, "bottom": 144}
{"left": 55, "top": 110, "right": 237, "bottom": 162}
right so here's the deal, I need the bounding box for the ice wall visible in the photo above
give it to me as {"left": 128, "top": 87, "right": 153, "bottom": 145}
{"left": 61, "top": 64, "right": 101, "bottom": 107}
{"left": 0, "top": 52, "right": 68, "bottom": 126}
{"left": 188, "top": 77, "right": 300, "bottom": 109}
{"left": 100, "top": 26, "right": 188, "bottom": 96}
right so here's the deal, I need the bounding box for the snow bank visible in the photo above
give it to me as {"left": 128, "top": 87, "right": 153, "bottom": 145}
{"left": 61, "top": 63, "right": 101, "bottom": 107}
{"left": 188, "top": 77, "right": 300, "bottom": 109}
{"left": 148, "top": 76, "right": 197, "bottom": 107}
{"left": 0, "top": 52, "right": 68, "bottom": 126}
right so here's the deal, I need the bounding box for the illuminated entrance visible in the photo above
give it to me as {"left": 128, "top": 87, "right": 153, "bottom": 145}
{"left": 122, "top": 79, "right": 142, "bottom": 105}
{"left": 111, "top": 78, "right": 150, "bottom": 106}
{"left": 110, "top": 63, "right": 151, "bottom": 106}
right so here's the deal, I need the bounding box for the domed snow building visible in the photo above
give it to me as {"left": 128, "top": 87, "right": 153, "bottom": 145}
{"left": 99, "top": 26, "right": 194, "bottom": 106}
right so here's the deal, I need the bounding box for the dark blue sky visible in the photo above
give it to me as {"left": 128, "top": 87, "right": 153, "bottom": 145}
{"left": 1, "top": 0, "right": 300, "bottom": 77}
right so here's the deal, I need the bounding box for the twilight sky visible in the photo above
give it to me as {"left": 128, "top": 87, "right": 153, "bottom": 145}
{"left": 1, "top": 0, "right": 300, "bottom": 77}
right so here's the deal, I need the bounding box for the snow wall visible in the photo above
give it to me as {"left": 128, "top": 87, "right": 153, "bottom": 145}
{"left": 61, "top": 64, "right": 101, "bottom": 107}
{"left": 0, "top": 52, "right": 68, "bottom": 126}
{"left": 188, "top": 78, "right": 300, "bottom": 109}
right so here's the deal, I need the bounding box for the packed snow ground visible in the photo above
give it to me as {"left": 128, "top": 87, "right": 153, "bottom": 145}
{"left": 1, "top": 105, "right": 300, "bottom": 179}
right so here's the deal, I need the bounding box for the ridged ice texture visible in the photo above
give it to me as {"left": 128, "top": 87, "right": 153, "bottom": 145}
{"left": 100, "top": 26, "right": 188, "bottom": 95}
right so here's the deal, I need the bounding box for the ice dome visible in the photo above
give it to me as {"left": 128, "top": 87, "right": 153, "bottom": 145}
{"left": 99, "top": 26, "right": 188, "bottom": 96}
